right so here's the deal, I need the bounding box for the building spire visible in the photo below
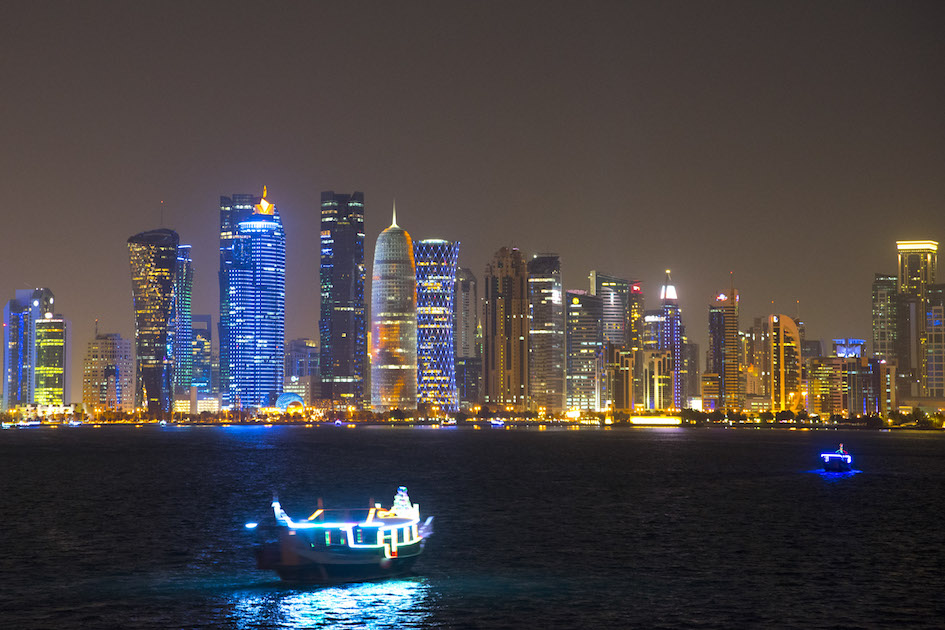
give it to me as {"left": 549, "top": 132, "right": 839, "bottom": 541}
{"left": 660, "top": 269, "right": 677, "bottom": 302}
{"left": 391, "top": 200, "right": 398, "bottom": 228}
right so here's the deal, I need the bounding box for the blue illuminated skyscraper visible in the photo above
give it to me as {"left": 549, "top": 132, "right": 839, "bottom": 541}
{"left": 371, "top": 206, "right": 417, "bottom": 412}
{"left": 319, "top": 191, "right": 366, "bottom": 405}
{"left": 128, "top": 229, "right": 178, "bottom": 414}
{"left": 227, "top": 188, "right": 286, "bottom": 408}
{"left": 659, "top": 270, "right": 683, "bottom": 410}
{"left": 219, "top": 193, "right": 257, "bottom": 405}
{"left": 415, "top": 239, "right": 459, "bottom": 413}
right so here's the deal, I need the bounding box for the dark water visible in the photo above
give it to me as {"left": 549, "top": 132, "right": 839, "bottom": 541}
{"left": 1, "top": 426, "right": 943, "bottom": 629}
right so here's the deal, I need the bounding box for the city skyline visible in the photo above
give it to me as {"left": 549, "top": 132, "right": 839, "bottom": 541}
{"left": 2, "top": 3, "right": 943, "bottom": 393}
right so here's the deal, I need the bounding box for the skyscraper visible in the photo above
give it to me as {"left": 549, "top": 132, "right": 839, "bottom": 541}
{"left": 174, "top": 244, "right": 194, "bottom": 395}
{"left": 483, "top": 247, "right": 529, "bottom": 411}
{"left": 128, "top": 228, "right": 178, "bottom": 414}
{"left": 768, "top": 314, "right": 803, "bottom": 412}
{"left": 717, "top": 285, "right": 741, "bottom": 411}
{"left": 895, "top": 240, "right": 939, "bottom": 398}
{"left": 319, "top": 191, "right": 366, "bottom": 405}
{"left": 415, "top": 239, "right": 459, "bottom": 413}
{"left": 227, "top": 188, "right": 286, "bottom": 408}
{"left": 82, "top": 332, "right": 134, "bottom": 413}
{"left": 566, "top": 290, "right": 603, "bottom": 411}
{"left": 659, "top": 270, "right": 683, "bottom": 410}
{"left": 34, "top": 313, "right": 69, "bottom": 406}
{"left": 454, "top": 267, "right": 482, "bottom": 408}
{"left": 589, "top": 271, "right": 630, "bottom": 346}
{"left": 371, "top": 206, "right": 418, "bottom": 412}
{"left": 219, "top": 194, "right": 257, "bottom": 405}
{"left": 871, "top": 273, "right": 898, "bottom": 361}
{"left": 528, "top": 254, "right": 565, "bottom": 414}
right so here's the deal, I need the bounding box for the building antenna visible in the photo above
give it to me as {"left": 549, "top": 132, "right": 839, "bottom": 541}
{"left": 160, "top": 200, "right": 165, "bottom": 228}
{"left": 796, "top": 299, "right": 800, "bottom": 321}
{"left": 94, "top": 318, "right": 99, "bottom": 338}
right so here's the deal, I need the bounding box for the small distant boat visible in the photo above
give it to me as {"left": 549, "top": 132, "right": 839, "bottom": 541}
{"left": 250, "top": 486, "right": 434, "bottom": 583}
{"left": 821, "top": 448, "right": 853, "bottom": 472}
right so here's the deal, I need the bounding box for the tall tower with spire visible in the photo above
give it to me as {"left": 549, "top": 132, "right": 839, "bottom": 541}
{"left": 370, "top": 204, "right": 418, "bottom": 411}
{"left": 227, "top": 187, "right": 286, "bottom": 408}
{"left": 659, "top": 270, "right": 683, "bottom": 410}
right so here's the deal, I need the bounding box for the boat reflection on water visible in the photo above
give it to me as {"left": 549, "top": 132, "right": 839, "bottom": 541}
{"left": 229, "top": 578, "right": 432, "bottom": 629}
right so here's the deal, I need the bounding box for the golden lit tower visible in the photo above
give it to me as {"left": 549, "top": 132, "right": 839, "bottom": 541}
{"left": 370, "top": 204, "right": 418, "bottom": 411}
{"left": 128, "top": 229, "right": 178, "bottom": 414}
{"left": 895, "top": 240, "right": 939, "bottom": 397}
{"left": 768, "top": 314, "right": 803, "bottom": 412}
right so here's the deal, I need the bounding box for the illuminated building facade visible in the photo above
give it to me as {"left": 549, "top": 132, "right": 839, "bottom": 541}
{"left": 833, "top": 338, "right": 866, "bottom": 358}
{"left": 454, "top": 267, "right": 482, "bottom": 408}
{"left": 191, "top": 315, "right": 213, "bottom": 394}
{"left": 82, "top": 333, "right": 134, "bottom": 412}
{"left": 871, "top": 273, "right": 898, "bottom": 361}
{"left": 370, "top": 207, "right": 417, "bottom": 411}
{"left": 807, "top": 357, "right": 844, "bottom": 416}
{"left": 642, "top": 350, "right": 673, "bottom": 410}
{"left": 659, "top": 271, "right": 684, "bottom": 410}
{"left": 895, "top": 240, "right": 938, "bottom": 397}
{"left": 415, "top": 239, "right": 459, "bottom": 413}
{"left": 627, "top": 282, "right": 645, "bottom": 404}
{"left": 714, "top": 286, "right": 742, "bottom": 411}
{"left": 34, "top": 313, "right": 69, "bottom": 406}
{"left": 219, "top": 193, "right": 257, "bottom": 405}
{"left": 768, "top": 314, "right": 803, "bottom": 412}
{"left": 286, "top": 338, "right": 319, "bottom": 379}
{"left": 483, "top": 247, "right": 529, "bottom": 411}
{"left": 566, "top": 290, "right": 602, "bottom": 411}
{"left": 129, "top": 229, "right": 178, "bottom": 414}
{"left": 926, "top": 284, "right": 945, "bottom": 398}
{"left": 528, "top": 254, "right": 565, "bottom": 414}
{"left": 589, "top": 271, "right": 630, "bottom": 346}
{"left": 174, "top": 244, "right": 194, "bottom": 395}
{"left": 3, "top": 288, "right": 56, "bottom": 409}
{"left": 319, "top": 191, "right": 366, "bottom": 405}
{"left": 704, "top": 304, "right": 724, "bottom": 410}
{"left": 227, "top": 188, "right": 286, "bottom": 408}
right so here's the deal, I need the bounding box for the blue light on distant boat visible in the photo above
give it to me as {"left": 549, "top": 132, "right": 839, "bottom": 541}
{"left": 245, "top": 522, "right": 258, "bottom": 529}
{"left": 820, "top": 453, "right": 852, "bottom": 464}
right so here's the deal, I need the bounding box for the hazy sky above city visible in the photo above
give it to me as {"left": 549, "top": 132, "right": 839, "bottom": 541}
{"left": 3, "top": 1, "right": 944, "bottom": 394}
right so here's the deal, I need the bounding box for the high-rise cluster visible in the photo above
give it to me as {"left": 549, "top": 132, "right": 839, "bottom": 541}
{"left": 3, "top": 288, "right": 70, "bottom": 410}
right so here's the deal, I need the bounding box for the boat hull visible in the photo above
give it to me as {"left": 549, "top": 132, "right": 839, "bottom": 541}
{"left": 822, "top": 460, "right": 852, "bottom": 472}
{"left": 256, "top": 541, "right": 423, "bottom": 584}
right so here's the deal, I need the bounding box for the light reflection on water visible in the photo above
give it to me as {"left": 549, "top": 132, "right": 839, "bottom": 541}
{"left": 229, "top": 578, "right": 431, "bottom": 629}
{"left": 808, "top": 468, "right": 863, "bottom": 481}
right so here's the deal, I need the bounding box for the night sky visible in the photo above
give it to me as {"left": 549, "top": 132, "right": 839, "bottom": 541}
{"left": 3, "top": 1, "right": 944, "bottom": 397}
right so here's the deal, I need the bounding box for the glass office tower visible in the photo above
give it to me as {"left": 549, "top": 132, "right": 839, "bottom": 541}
{"left": 128, "top": 228, "right": 178, "bottom": 414}
{"left": 319, "top": 191, "right": 366, "bottom": 405}
{"left": 415, "top": 239, "right": 459, "bottom": 413}
{"left": 227, "top": 188, "right": 286, "bottom": 408}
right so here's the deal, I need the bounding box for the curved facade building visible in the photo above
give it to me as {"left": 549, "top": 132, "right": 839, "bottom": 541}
{"left": 415, "top": 239, "right": 459, "bottom": 413}
{"left": 371, "top": 207, "right": 417, "bottom": 411}
{"left": 128, "top": 228, "right": 178, "bottom": 414}
{"left": 228, "top": 188, "right": 286, "bottom": 409}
